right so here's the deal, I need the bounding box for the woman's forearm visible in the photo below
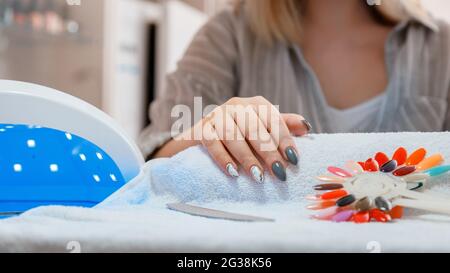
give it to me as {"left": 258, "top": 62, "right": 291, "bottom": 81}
{"left": 153, "top": 138, "right": 199, "bottom": 158}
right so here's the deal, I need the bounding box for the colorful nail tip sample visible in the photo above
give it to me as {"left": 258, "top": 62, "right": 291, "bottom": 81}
{"left": 364, "top": 158, "right": 379, "bottom": 172}
{"left": 393, "top": 166, "right": 416, "bottom": 176}
{"left": 353, "top": 211, "right": 370, "bottom": 224}
{"left": 405, "top": 148, "right": 427, "bottom": 166}
{"left": 425, "top": 165, "right": 450, "bottom": 177}
{"left": 374, "top": 196, "right": 392, "bottom": 212}
{"left": 321, "top": 190, "right": 348, "bottom": 200}
{"left": 331, "top": 210, "right": 355, "bottom": 222}
{"left": 380, "top": 160, "right": 397, "bottom": 173}
{"left": 307, "top": 200, "right": 336, "bottom": 210}
{"left": 344, "top": 161, "right": 364, "bottom": 174}
{"left": 355, "top": 197, "right": 372, "bottom": 211}
{"left": 316, "top": 175, "right": 346, "bottom": 183}
{"left": 308, "top": 147, "right": 450, "bottom": 224}
{"left": 314, "top": 184, "right": 344, "bottom": 191}
{"left": 370, "top": 209, "right": 392, "bottom": 223}
{"left": 327, "top": 167, "right": 353, "bottom": 178}
{"left": 416, "top": 154, "right": 444, "bottom": 171}
{"left": 375, "top": 152, "right": 390, "bottom": 167}
{"left": 336, "top": 195, "right": 356, "bottom": 207}
{"left": 392, "top": 147, "right": 407, "bottom": 165}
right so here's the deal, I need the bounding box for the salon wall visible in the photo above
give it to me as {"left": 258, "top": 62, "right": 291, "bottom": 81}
{"left": 423, "top": 0, "right": 450, "bottom": 22}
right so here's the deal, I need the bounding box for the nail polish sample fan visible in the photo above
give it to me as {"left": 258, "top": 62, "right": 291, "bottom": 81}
{"left": 0, "top": 80, "right": 145, "bottom": 217}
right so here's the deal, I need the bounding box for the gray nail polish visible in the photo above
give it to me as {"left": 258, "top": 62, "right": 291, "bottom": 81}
{"left": 272, "top": 162, "right": 287, "bottom": 182}
{"left": 302, "top": 119, "right": 313, "bottom": 132}
{"left": 250, "top": 165, "right": 264, "bottom": 183}
{"left": 285, "top": 147, "right": 298, "bottom": 165}
{"left": 226, "top": 163, "right": 239, "bottom": 178}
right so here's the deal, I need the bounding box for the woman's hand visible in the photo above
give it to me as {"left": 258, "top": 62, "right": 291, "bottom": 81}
{"left": 175, "top": 96, "right": 312, "bottom": 182}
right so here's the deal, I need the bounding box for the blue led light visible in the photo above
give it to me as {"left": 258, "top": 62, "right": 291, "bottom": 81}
{"left": 0, "top": 124, "right": 127, "bottom": 217}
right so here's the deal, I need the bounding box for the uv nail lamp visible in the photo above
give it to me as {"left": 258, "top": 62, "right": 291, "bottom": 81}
{"left": 0, "top": 80, "right": 145, "bottom": 216}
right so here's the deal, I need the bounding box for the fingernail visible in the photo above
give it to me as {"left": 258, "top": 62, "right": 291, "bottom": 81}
{"left": 226, "top": 163, "right": 239, "bottom": 178}
{"left": 285, "top": 147, "right": 298, "bottom": 165}
{"left": 302, "top": 119, "right": 313, "bottom": 132}
{"left": 272, "top": 161, "right": 287, "bottom": 182}
{"left": 250, "top": 165, "right": 264, "bottom": 183}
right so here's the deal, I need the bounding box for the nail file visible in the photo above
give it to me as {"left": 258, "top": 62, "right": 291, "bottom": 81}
{"left": 167, "top": 203, "right": 275, "bottom": 222}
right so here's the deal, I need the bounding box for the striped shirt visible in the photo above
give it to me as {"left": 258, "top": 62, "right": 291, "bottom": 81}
{"left": 139, "top": 8, "right": 450, "bottom": 158}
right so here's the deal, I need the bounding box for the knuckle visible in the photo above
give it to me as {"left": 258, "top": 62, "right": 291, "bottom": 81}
{"left": 252, "top": 95, "right": 265, "bottom": 102}
{"left": 227, "top": 97, "right": 240, "bottom": 105}
{"left": 241, "top": 155, "right": 258, "bottom": 168}
{"left": 279, "top": 135, "right": 294, "bottom": 146}
{"left": 223, "top": 126, "right": 237, "bottom": 140}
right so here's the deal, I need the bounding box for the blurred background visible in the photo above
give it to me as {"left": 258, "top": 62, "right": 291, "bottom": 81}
{"left": 0, "top": 0, "right": 448, "bottom": 141}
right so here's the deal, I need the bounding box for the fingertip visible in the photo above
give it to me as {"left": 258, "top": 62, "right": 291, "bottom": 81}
{"left": 226, "top": 163, "right": 240, "bottom": 178}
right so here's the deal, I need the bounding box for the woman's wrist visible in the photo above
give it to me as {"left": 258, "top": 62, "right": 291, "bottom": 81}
{"left": 153, "top": 138, "right": 200, "bottom": 158}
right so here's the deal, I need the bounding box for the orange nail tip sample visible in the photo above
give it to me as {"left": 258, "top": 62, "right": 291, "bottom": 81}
{"left": 416, "top": 154, "right": 444, "bottom": 171}
{"left": 405, "top": 148, "right": 427, "bottom": 166}
{"left": 321, "top": 190, "right": 348, "bottom": 200}
{"left": 375, "top": 152, "right": 390, "bottom": 166}
{"left": 392, "top": 147, "right": 407, "bottom": 165}
{"left": 389, "top": 206, "right": 404, "bottom": 219}
{"left": 364, "top": 158, "right": 379, "bottom": 172}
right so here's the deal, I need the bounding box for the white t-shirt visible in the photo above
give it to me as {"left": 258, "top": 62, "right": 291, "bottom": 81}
{"left": 327, "top": 93, "right": 386, "bottom": 133}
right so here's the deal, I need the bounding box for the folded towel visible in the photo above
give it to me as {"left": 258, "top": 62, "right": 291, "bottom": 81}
{"left": 149, "top": 132, "right": 450, "bottom": 204}
{"left": 2, "top": 132, "right": 450, "bottom": 253}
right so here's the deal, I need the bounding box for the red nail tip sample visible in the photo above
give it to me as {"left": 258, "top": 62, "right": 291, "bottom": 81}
{"left": 393, "top": 166, "right": 416, "bottom": 176}
{"left": 375, "top": 152, "right": 390, "bottom": 167}
{"left": 369, "top": 209, "right": 392, "bottom": 223}
{"left": 321, "top": 190, "right": 348, "bottom": 200}
{"left": 392, "top": 147, "right": 407, "bottom": 165}
{"left": 364, "top": 158, "right": 379, "bottom": 172}
{"left": 353, "top": 211, "right": 370, "bottom": 223}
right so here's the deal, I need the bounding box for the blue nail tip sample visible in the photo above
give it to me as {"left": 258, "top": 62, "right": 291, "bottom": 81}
{"left": 0, "top": 124, "right": 127, "bottom": 217}
{"left": 424, "top": 165, "right": 450, "bottom": 177}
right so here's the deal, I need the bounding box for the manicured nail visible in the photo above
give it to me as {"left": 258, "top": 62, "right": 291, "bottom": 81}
{"left": 250, "top": 166, "right": 264, "bottom": 183}
{"left": 226, "top": 163, "right": 239, "bottom": 178}
{"left": 272, "top": 161, "right": 287, "bottom": 182}
{"left": 285, "top": 147, "right": 298, "bottom": 165}
{"left": 302, "top": 119, "right": 313, "bottom": 132}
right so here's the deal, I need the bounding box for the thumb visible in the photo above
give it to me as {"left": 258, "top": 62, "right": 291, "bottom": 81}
{"left": 281, "top": 113, "right": 312, "bottom": 136}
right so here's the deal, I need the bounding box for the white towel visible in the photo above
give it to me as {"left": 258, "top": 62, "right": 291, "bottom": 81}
{"left": 148, "top": 132, "right": 450, "bottom": 203}
{"left": 2, "top": 132, "right": 450, "bottom": 253}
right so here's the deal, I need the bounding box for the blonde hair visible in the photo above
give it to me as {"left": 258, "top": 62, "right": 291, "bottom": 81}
{"left": 241, "top": 0, "right": 424, "bottom": 45}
